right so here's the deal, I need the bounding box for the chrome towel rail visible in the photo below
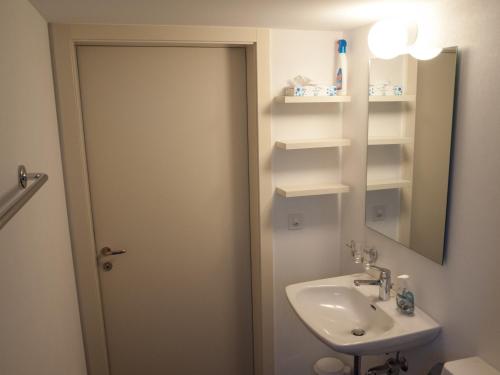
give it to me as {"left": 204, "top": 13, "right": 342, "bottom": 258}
{"left": 0, "top": 165, "right": 48, "bottom": 230}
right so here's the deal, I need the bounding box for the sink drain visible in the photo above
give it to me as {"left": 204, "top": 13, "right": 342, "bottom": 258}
{"left": 351, "top": 328, "right": 366, "bottom": 337}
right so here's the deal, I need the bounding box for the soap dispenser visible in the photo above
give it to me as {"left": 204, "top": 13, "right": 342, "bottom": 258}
{"left": 396, "top": 275, "right": 415, "bottom": 315}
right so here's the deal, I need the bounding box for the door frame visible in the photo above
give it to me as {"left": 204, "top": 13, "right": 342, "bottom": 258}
{"left": 50, "top": 24, "right": 273, "bottom": 375}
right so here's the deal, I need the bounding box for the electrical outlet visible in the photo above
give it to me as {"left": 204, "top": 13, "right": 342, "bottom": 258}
{"left": 288, "top": 213, "right": 304, "bottom": 230}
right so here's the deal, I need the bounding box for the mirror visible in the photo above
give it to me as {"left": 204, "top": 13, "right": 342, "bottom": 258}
{"left": 365, "top": 48, "right": 458, "bottom": 264}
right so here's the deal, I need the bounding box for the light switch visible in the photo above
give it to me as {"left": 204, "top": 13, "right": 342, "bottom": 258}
{"left": 373, "top": 205, "right": 386, "bottom": 222}
{"left": 288, "top": 213, "right": 304, "bottom": 230}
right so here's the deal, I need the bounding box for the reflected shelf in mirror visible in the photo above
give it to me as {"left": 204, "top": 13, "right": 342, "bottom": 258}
{"left": 276, "top": 95, "right": 351, "bottom": 103}
{"left": 368, "top": 136, "right": 412, "bottom": 146}
{"left": 369, "top": 95, "right": 416, "bottom": 102}
{"left": 276, "top": 183, "right": 350, "bottom": 198}
{"left": 275, "top": 138, "right": 351, "bottom": 150}
{"left": 367, "top": 179, "right": 411, "bottom": 191}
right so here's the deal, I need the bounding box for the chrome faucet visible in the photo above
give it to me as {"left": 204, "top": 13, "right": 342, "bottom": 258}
{"left": 354, "top": 265, "right": 392, "bottom": 301}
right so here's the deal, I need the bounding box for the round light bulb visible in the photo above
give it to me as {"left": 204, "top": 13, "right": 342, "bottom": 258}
{"left": 408, "top": 15, "right": 442, "bottom": 60}
{"left": 368, "top": 19, "right": 410, "bottom": 59}
{"left": 409, "top": 44, "right": 442, "bottom": 60}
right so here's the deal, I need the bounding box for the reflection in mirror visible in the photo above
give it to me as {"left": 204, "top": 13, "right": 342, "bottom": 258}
{"left": 365, "top": 48, "right": 458, "bottom": 264}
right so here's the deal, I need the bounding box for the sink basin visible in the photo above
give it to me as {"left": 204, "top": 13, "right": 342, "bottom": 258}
{"left": 294, "top": 285, "right": 395, "bottom": 341}
{"left": 286, "top": 273, "right": 440, "bottom": 355}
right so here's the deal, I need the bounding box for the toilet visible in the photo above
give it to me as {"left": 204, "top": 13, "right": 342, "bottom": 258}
{"left": 440, "top": 357, "right": 499, "bottom": 375}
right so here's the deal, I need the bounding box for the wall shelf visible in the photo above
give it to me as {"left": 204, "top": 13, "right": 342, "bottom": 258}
{"left": 369, "top": 95, "right": 416, "bottom": 102}
{"left": 368, "top": 137, "right": 412, "bottom": 146}
{"left": 367, "top": 179, "right": 412, "bottom": 191}
{"left": 276, "top": 96, "right": 351, "bottom": 104}
{"left": 275, "top": 138, "right": 351, "bottom": 150}
{"left": 276, "top": 184, "right": 350, "bottom": 198}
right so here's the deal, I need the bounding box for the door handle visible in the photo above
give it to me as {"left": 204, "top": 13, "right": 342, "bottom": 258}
{"left": 100, "top": 247, "right": 127, "bottom": 257}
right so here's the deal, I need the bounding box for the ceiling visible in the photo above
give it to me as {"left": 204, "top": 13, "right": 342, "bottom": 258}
{"left": 29, "top": 0, "right": 437, "bottom": 31}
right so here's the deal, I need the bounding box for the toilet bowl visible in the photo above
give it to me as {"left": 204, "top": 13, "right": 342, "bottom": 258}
{"left": 440, "top": 357, "right": 499, "bottom": 375}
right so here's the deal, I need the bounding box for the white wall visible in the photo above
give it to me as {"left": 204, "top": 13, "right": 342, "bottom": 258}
{"left": 0, "top": 0, "right": 87, "bottom": 374}
{"left": 271, "top": 29, "right": 350, "bottom": 375}
{"left": 341, "top": 0, "right": 500, "bottom": 372}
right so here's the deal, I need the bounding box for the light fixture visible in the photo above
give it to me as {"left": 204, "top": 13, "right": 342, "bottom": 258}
{"left": 408, "top": 44, "right": 442, "bottom": 60}
{"left": 368, "top": 18, "right": 410, "bottom": 60}
{"left": 368, "top": 16, "right": 442, "bottom": 60}
{"left": 408, "top": 16, "right": 442, "bottom": 60}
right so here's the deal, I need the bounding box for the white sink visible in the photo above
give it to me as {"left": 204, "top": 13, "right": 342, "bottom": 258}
{"left": 286, "top": 273, "right": 440, "bottom": 355}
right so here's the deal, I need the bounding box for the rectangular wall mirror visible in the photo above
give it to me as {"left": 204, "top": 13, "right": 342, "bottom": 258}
{"left": 365, "top": 47, "right": 458, "bottom": 264}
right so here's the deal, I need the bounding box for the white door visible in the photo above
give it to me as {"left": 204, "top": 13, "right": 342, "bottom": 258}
{"left": 77, "top": 46, "right": 253, "bottom": 375}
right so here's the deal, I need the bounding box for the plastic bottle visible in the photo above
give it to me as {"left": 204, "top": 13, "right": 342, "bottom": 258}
{"left": 336, "top": 39, "right": 348, "bottom": 96}
{"left": 396, "top": 274, "right": 415, "bottom": 315}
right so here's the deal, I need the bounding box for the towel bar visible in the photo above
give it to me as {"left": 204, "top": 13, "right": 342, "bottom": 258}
{"left": 0, "top": 165, "right": 48, "bottom": 230}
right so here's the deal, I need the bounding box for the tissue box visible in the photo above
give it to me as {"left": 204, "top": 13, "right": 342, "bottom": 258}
{"left": 285, "top": 85, "right": 337, "bottom": 97}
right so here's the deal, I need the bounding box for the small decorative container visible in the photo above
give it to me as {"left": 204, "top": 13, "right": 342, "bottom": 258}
{"left": 396, "top": 275, "right": 415, "bottom": 315}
